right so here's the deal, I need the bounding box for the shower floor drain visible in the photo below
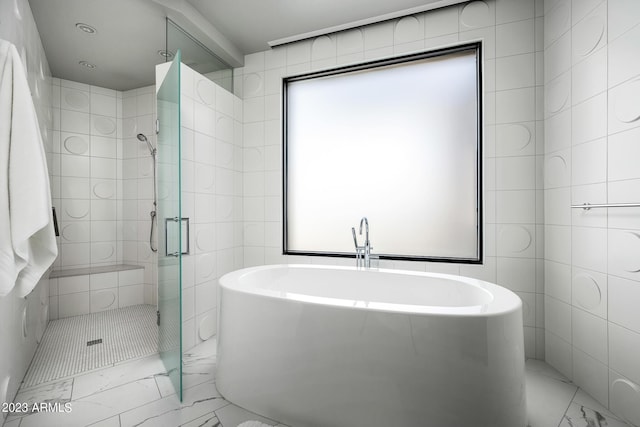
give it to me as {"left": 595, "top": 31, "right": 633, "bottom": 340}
{"left": 87, "top": 338, "right": 103, "bottom": 346}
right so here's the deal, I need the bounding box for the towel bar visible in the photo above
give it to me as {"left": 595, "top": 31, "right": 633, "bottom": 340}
{"left": 571, "top": 203, "right": 640, "bottom": 210}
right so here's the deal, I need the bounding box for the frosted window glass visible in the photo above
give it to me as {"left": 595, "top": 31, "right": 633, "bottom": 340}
{"left": 285, "top": 45, "right": 481, "bottom": 262}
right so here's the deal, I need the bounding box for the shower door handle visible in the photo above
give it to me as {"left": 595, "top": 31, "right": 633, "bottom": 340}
{"left": 164, "top": 217, "right": 190, "bottom": 256}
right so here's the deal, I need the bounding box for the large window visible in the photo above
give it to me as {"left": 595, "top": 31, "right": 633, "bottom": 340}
{"left": 283, "top": 43, "right": 482, "bottom": 263}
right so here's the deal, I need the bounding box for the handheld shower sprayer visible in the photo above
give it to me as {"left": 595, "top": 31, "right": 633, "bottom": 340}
{"left": 137, "top": 133, "right": 156, "bottom": 156}
{"left": 137, "top": 133, "right": 158, "bottom": 253}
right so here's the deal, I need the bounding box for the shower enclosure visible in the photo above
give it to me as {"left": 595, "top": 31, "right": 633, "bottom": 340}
{"left": 14, "top": 13, "right": 236, "bottom": 405}
{"left": 157, "top": 50, "right": 183, "bottom": 400}
{"left": 154, "top": 18, "right": 237, "bottom": 400}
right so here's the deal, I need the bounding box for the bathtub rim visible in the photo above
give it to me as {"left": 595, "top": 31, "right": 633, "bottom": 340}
{"left": 219, "top": 264, "right": 522, "bottom": 318}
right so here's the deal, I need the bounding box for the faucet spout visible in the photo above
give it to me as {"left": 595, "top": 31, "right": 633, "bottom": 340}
{"left": 359, "top": 217, "right": 369, "bottom": 241}
{"left": 358, "top": 217, "right": 372, "bottom": 268}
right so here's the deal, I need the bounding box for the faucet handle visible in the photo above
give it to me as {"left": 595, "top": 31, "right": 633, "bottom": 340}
{"left": 351, "top": 227, "right": 359, "bottom": 248}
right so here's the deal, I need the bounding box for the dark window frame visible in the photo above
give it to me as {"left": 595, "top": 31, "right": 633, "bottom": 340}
{"left": 282, "top": 42, "right": 483, "bottom": 264}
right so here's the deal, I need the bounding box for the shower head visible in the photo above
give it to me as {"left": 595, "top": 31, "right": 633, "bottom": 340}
{"left": 136, "top": 133, "right": 155, "bottom": 156}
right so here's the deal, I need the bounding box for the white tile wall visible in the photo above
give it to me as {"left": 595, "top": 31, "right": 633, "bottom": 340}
{"left": 49, "top": 269, "right": 145, "bottom": 319}
{"left": 573, "top": 348, "right": 609, "bottom": 406}
{"left": 572, "top": 267, "right": 608, "bottom": 319}
{"left": 572, "top": 307, "right": 608, "bottom": 364}
{"left": 610, "top": 370, "right": 640, "bottom": 426}
{"left": 235, "top": 0, "right": 546, "bottom": 360}
{"left": 52, "top": 66, "right": 234, "bottom": 328}
{"left": 52, "top": 78, "right": 123, "bottom": 271}
{"left": 59, "top": 292, "right": 90, "bottom": 318}
{"left": 609, "top": 323, "right": 640, "bottom": 387}
{"left": 175, "top": 64, "right": 244, "bottom": 351}
{"left": 121, "top": 85, "right": 158, "bottom": 305}
{"left": 544, "top": 0, "right": 640, "bottom": 423}
{"left": 48, "top": 78, "right": 159, "bottom": 306}
{"left": 609, "top": 276, "right": 640, "bottom": 333}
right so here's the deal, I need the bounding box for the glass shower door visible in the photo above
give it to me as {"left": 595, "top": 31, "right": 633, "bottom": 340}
{"left": 157, "top": 50, "right": 182, "bottom": 400}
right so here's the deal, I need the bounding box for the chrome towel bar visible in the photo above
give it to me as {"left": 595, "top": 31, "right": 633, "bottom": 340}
{"left": 571, "top": 203, "right": 640, "bottom": 210}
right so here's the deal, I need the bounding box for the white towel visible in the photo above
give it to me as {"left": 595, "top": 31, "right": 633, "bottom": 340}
{"left": 0, "top": 39, "right": 57, "bottom": 297}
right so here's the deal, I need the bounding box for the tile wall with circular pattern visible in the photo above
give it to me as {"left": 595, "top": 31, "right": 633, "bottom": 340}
{"left": 543, "top": 0, "right": 640, "bottom": 424}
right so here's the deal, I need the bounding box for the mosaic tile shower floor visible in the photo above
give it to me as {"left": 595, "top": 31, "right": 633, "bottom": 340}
{"left": 22, "top": 305, "right": 157, "bottom": 387}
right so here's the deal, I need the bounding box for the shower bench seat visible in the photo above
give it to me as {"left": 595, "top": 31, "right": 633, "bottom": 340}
{"left": 49, "top": 263, "right": 143, "bottom": 279}
{"left": 49, "top": 264, "right": 146, "bottom": 319}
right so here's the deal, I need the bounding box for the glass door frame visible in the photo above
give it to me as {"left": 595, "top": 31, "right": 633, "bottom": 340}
{"left": 156, "top": 50, "right": 183, "bottom": 401}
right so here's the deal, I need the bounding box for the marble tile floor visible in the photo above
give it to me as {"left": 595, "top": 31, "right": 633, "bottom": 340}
{"left": 2, "top": 339, "right": 634, "bottom": 427}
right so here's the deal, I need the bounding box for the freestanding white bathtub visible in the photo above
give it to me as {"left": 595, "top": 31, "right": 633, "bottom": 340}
{"left": 216, "top": 264, "right": 526, "bottom": 427}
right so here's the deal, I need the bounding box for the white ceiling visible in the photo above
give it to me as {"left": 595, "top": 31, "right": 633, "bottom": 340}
{"left": 28, "top": 0, "right": 463, "bottom": 91}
